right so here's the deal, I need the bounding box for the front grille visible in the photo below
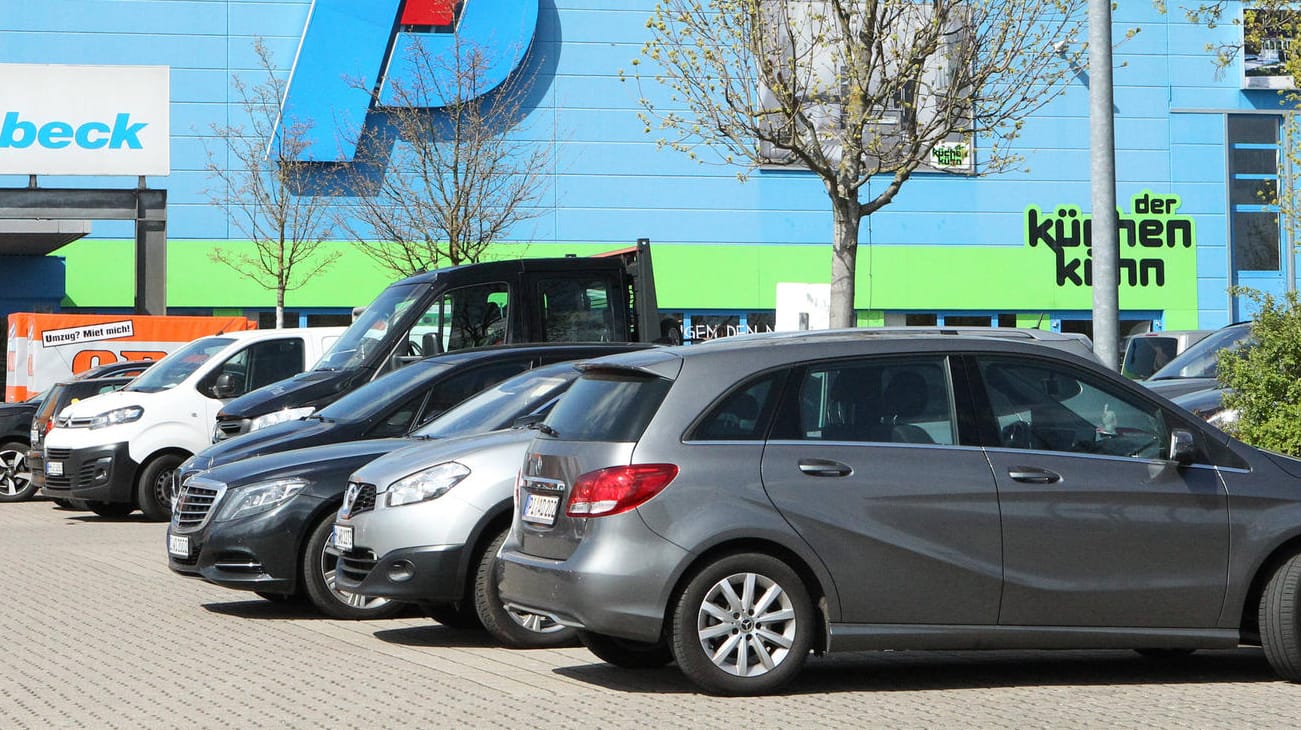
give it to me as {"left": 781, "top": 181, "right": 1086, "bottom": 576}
{"left": 341, "top": 482, "right": 377, "bottom": 518}
{"left": 212, "top": 419, "right": 250, "bottom": 442}
{"left": 41, "top": 449, "right": 97, "bottom": 490}
{"left": 337, "top": 549, "right": 379, "bottom": 585}
{"left": 172, "top": 477, "right": 225, "bottom": 531}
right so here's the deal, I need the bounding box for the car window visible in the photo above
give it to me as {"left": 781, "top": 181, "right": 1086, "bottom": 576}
{"left": 690, "top": 372, "right": 783, "bottom": 441}
{"left": 416, "top": 360, "right": 532, "bottom": 426}
{"left": 774, "top": 357, "right": 956, "bottom": 445}
{"left": 544, "top": 370, "right": 673, "bottom": 442}
{"left": 246, "top": 338, "right": 305, "bottom": 390}
{"left": 538, "top": 277, "right": 617, "bottom": 342}
{"left": 366, "top": 391, "right": 427, "bottom": 438}
{"left": 1149, "top": 324, "right": 1251, "bottom": 380}
{"left": 976, "top": 357, "right": 1168, "bottom": 459}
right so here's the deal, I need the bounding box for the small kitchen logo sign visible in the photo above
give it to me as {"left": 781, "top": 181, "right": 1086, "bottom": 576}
{"left": 1025, "top": 191, "right": 1195, "bottom": 288}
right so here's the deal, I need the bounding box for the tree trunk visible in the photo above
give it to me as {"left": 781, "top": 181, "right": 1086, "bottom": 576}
{"left": 276, "top": 288, "right": 285, "bottom": 329}
{"left": 829, "top": 199, "right": 861, "bottom": 329}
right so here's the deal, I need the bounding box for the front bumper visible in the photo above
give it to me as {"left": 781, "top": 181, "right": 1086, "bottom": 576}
{"left": 335, "top": 544, "right": 466, "bottom": 602}
{"left": 40, "top": 441, "right": 137, "bottom": 503}
{"left": 167, "top": 492, "right": 329, "bottom": 595}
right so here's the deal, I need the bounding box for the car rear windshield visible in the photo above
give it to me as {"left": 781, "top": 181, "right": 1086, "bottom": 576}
{"left": 543, "top": 369, "right": 672, "bottom": 442}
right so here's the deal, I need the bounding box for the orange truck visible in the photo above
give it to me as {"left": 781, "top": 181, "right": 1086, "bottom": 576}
{"left": 5, "top": 313, "right": 255, "bottom": 402}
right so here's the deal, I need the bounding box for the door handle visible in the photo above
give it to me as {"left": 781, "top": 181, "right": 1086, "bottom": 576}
{"left": 798, "top": 458, "right": 853, "bottom": 477}
{"left": 1008, "top": 466, "right": 1062, "bottom": 484}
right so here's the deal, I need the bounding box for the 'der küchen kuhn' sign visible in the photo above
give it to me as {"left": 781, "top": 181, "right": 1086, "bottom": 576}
{"left": 1025, "top": 191, "right": 1195, "bottom": 287}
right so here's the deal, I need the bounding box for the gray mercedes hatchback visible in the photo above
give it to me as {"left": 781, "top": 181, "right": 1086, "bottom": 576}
{"left": 499, "top": 329, "right": 1301, "bottom": 695}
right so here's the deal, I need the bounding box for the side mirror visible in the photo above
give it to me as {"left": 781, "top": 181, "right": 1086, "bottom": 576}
{"left": 211, "top": 372, "right": 241, "bottom": 399}
{"left": 1169, "top": 429, "right": 1196, "bottom": 466}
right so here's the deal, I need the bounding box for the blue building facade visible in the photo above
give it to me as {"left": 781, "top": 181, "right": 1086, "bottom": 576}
{"left": 0, "top": 1, "right": 1292, "bottom": 336}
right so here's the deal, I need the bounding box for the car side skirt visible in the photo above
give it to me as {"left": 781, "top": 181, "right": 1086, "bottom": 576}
{"left": 826, "top": 624, "right": 1241, "bottom": 653}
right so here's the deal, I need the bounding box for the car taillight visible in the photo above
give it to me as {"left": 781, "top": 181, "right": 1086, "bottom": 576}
{"left": 566, "top": 464, "right": 678, "bottom": 518}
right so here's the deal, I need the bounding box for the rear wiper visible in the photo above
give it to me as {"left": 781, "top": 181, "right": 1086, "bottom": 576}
{"left": 528, "top": 421, "right": 560, "bottom": 437}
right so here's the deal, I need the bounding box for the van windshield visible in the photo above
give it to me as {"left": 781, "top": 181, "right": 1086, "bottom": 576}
{"left": 125, "top": 337, "right": 234, "bottom": 393}
{"left": 316, "top": 282, "right": 426, "bottom": 372}
{"left": 1148, "top": 325, "right": 1252, "bottom": 381}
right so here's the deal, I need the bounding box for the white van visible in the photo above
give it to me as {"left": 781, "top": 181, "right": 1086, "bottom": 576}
{"left": 40, "top": 327, "right": 343, "bottom": 520}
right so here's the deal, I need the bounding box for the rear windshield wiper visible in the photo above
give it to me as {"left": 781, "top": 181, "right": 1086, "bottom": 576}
{"left": 528, "top": 421, "right": 559, "bottom": 437}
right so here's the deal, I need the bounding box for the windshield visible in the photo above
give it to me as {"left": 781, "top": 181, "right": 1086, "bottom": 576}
{"left": 413, "top": 362, "right": 580, "bottom": 439}
{"left": 125, "top": 337, "right": 234, "bottom": 393}
{"left": 1148, "top": 324, "right": 1252, "bottom": 380}
{"left": 315, "top": 282, "right": 426, "bottom": 371}
{"left": 317, "top": 360, "right": 457, "bottom": 423}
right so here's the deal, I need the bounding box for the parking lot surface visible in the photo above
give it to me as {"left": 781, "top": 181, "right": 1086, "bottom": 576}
{"left": 2, "top": 498, "right": 1298, "bottom": 728}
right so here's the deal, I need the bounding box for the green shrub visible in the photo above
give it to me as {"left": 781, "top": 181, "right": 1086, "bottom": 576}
{"left": 1219, "top": 288, "right": 1301, "bottom": 455}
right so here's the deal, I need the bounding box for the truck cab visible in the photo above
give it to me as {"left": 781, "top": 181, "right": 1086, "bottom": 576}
{"left": 41, "top": 327, "right": 344, "bottom": 520}
{"left": 214, "top": 241, "right": 671, "bottom": 440}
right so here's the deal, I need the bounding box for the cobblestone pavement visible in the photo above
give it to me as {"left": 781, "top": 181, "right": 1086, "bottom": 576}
{"left": 2, "top": 498, "right": 1299, "bottom": 729}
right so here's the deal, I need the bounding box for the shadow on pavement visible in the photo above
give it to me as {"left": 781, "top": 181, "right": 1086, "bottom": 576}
{"left": 202, "top": 599, "right": 324, "bottom": 620}
{"left": 373, "top": 624, "right": 499, "bottom": 649}
{"left": 553, "top": 648, "right": 1278, "bottom": 695}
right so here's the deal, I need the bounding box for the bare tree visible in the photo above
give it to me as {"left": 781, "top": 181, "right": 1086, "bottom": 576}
{"left": 631, "top": 0, "right": 1086, "bottom": 327}
{"left": 338, "top": 35, "right": 551, "bottom": 278}
{"left": 205, "top": 38, "right": 340, "bottom": 328}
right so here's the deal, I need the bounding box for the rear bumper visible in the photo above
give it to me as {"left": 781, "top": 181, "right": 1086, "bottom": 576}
{"left": 497, "top": 517, "right": 688, "bottom": 644}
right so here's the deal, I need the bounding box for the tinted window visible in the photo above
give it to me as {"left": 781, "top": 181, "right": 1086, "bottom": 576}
{"left": 366, "top": 392, "right": 426, "bottom": 438}
{"left": 319, "top": 361, "right": 457, "bottom": 423}
{"left": 775, "top": 357, "right": 955, "bottom": 445}
{"left": 977, "top": 357, "right": 1168, "bottom": 459}
{"left": 247, "top": 339, "right": 304, "bottom": 390}
{"left": 539, "top": 277, "right": 616, "bottom": 342}
{"left": 418, "top": 360, "right": 532, "bottom": 423}
{"left": 544, "top": 370, "right": 672, "bottom": 442}
{"left": 691, "top": 373, "right": 781, "bottom": 441}
{"left": 414, "top": 363, "right": 578, "bottom": 439}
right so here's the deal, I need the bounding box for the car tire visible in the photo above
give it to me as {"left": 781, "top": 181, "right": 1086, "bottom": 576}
{"left": 86, "top": 500, "right": 134, "bottom": 518}
{"left": 474, "top": 527, "right": 577, "bottom": 648}
{"left": 671, "top": 552, "right": 815, "bottom": 696}
{"left": 136, "top": 453, "right": 184, "bottom": 522}
{"left": 0, "top": 441, "right": 36, "bottom": 502}
{"left": 303, "top": 513, "right": 405, "bottom": 620}
{"left": 577, "top": 630, "right": 674, "bottom": 669}
{"left": 1260, "top": 552, "right": 1301, "bottom": 681}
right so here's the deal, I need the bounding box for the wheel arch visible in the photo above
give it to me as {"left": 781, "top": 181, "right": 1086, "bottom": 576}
{"left": 664, "top": 538, "right": 830, "bottom": 653}
{"left": 1239, "top": 534, "right": 1301, "bottom": 643}
{"left": 458, "top": 501, "right": 514, "bottom": 600}
{"left": 293, "top": 497, "right": 346, "bottom": 594}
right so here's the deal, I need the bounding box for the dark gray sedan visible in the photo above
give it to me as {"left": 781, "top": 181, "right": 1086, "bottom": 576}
{"left": 499, "top": 329, "right": 1301, "bottom": 695}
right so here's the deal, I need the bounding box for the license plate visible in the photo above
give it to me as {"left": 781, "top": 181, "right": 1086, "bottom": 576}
{"left": 46, "top": 461, "right": 63, "bottom": 477}
{"left": 168, "top": 534, "right": 190, "bottom": 558}
{"left": 334, "top": 525, "right": 353, "bottom": 552}
{"left": 523, "top": 493, "right": 560, "bottom": 525}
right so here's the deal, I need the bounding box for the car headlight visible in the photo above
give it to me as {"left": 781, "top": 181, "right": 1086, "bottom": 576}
{"left": 214, "top": 478, "right": 308, "bottom": 521}
{"left": 386, "top": 462, "right": 470, "bottom": 508}
{"left": 249, "top": 407, "right": 315, "bottom": 432}
{"left": 1205, "top": 407, "right": 1240, "bottom": 429}
{"left": 88, "top": 405, "right": 144, "bottom": 429}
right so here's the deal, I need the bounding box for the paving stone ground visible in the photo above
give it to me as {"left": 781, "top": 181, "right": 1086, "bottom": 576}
{"left": 2, "top": 498, "right": 1298, "bottom": 728}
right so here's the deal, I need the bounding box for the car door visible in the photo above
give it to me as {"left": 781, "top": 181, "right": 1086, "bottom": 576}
{"left": 969, "top": 354, "right": 1230, "bottom": 628}
{"left": 759, "top": 355, "right": 1003, "bottom": 625}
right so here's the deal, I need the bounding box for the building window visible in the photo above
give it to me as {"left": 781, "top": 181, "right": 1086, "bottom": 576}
{"left": 1228, "top": 114, "right": 1282, "bottom": 273}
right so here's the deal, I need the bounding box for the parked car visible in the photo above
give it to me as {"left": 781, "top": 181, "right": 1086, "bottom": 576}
{"left": 1120, "top": 328, "right": 1213, "bottom": 380}
{"left": 167, "top": 346, "right": 647, "bottom": 619}
{"left": 2, "top": 360, "right": 154, "bottom": 503}
{"left": 40, "top": 328, "right": 344, "bottom": 520}
{"left": 187, "top": 343, "right": 644, "bottom": 470}
{"left": 500, "top": 328, "right": 1301, "bottom": 695}
{"left": 1141, "top": 322, "right": 1252, "bottom": 399}
{"left": 333, "top": 428, "right": 572, "bottom": 647}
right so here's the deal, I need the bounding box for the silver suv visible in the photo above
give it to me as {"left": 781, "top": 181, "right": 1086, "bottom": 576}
{"left": 499, "top": 329, "right": 1301, "bottom": 695}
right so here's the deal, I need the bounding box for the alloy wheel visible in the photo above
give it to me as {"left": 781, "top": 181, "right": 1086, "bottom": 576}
{"left": 695, "top": 571, "right": 798, "bottom": 677}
